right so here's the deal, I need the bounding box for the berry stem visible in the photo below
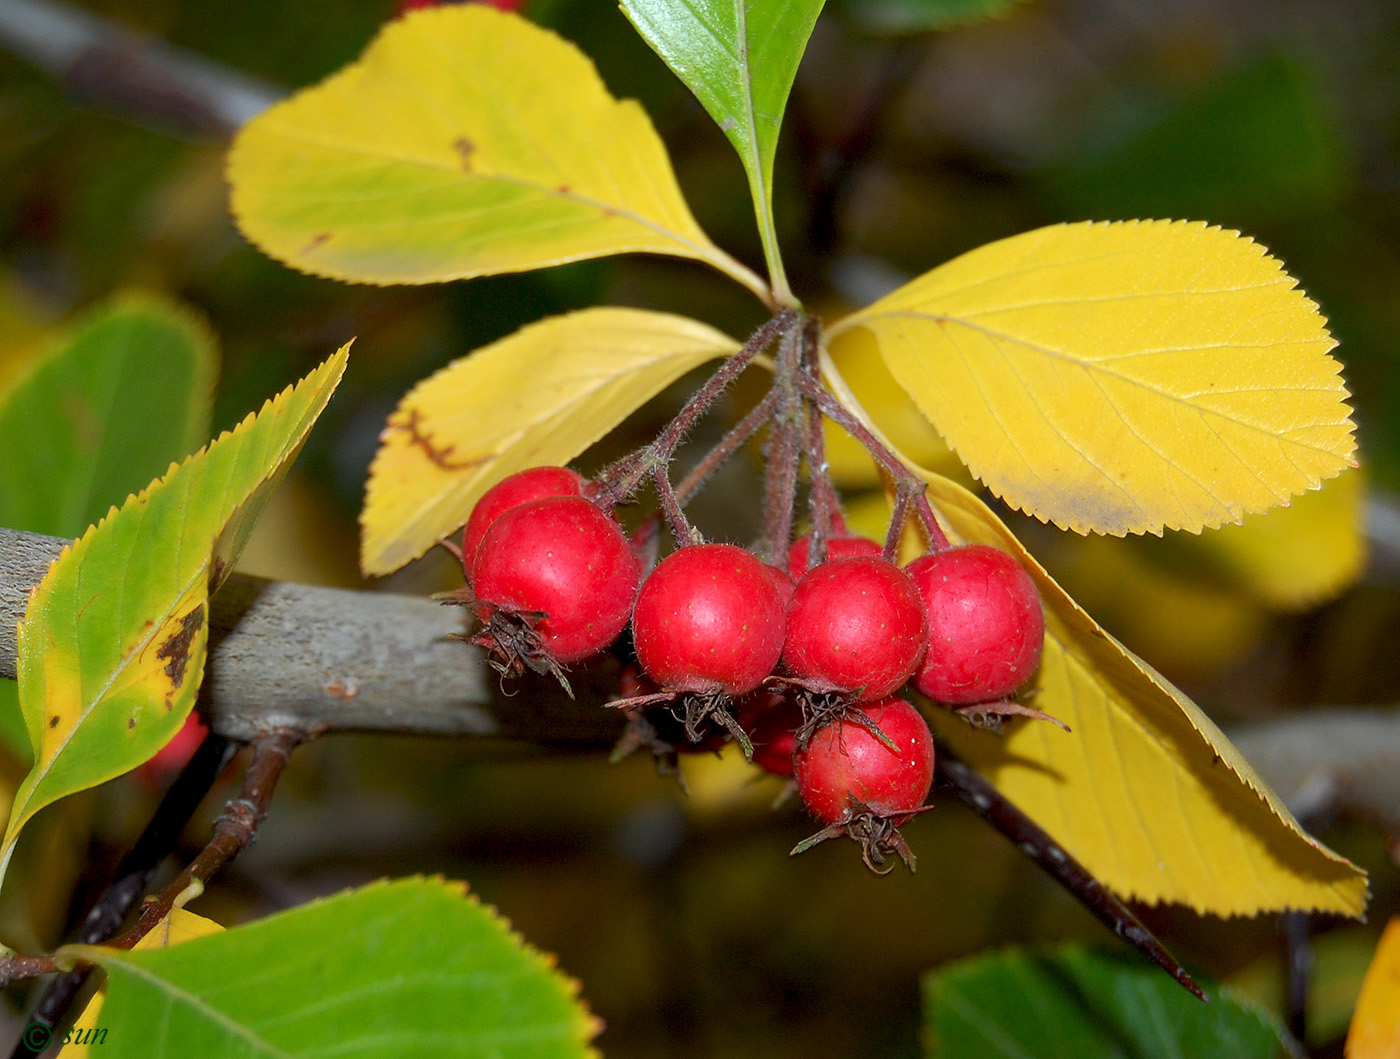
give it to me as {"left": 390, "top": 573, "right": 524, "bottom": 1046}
{"left": 675, "top": 388, "right": 780, "bottom": 506}
{"left": 793, "top": 371, "right": 951, "bottom": 552}
{"left": 761, "top": 325, "right": 805, "bottom": 565}
{"left": 596, "top": 309, "right": 795, "bottom": 506}
{"left": 654, "top": 462, "right": 699, "bottom": 545}
{"left": 799, "top": 321, "right": 842, "bottom": 567}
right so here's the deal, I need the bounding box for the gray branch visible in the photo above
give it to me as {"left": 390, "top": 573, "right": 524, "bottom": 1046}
{"left": 0, "top": 0, "right": 280, "bottom": 137}
{"left": 0, "top": 527, "right": 622, "bottom": 750}
{"left": 6, "top": 526, "right": 1400, "bottom": 831}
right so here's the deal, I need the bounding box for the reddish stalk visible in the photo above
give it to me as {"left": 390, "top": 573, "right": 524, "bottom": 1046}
{"left": 793, "top": 372, "right": 951, "bottom": 552}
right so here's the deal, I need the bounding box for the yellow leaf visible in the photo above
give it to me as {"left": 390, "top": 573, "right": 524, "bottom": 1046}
{"left": 58, "top": 909, "right": 223, "bottom": 1058}
{"left": 827, "top": 220, "right": 1356, "bottom": 536}
{"left": 229, "top": 7, "right": 767, "bottom": 302}
{"left": 362, "top": 308, "right": 738, "bottom": 575}
{"left": 926, "top": 474, "right": 1365, "bottom": 914}
{"left": 1191, "top": 469, "right": 1365, "bottom": 610}
{"left": 1347, "top": 919, "right": 1400, "bottom": 1059}
{"left": 818, "top": 349, "right": 1366, "bottom": 915}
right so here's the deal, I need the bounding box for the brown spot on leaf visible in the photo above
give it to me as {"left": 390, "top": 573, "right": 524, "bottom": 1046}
{"left": 301, "top": 232, "right": 333, "bottom": 256}
{"left": 128, "top": 718, "right": 136, "bottom": 729}
{"left": 156, "top": 604, "right": 206, "bottom": 690}
{"left": 388, "top": 407, "right": 487, "bottom": 471}
{"left": 48, "top": 716, "right": 58, "bottom": 729}
{"left": 454, "top": 137, "right": 475, "bottom": 170}
{"left": 557, "top": 184, "right": 571, "bottom": 194}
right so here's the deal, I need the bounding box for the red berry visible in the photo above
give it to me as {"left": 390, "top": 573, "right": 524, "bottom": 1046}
{"left": 631, "top": 544, "right": 786, "bottom": 696}
{"left": 905, "top": 545, "right": 1045, "bottom": 704}
{"left": 782, "top": 557, "right": 927, "bottom": 702}
{"left": 397, "top": 0, "right": 525, "bottom": 16}
{"left": 786, "top": 533, "right": 881, "bottom": 579}
{"left": 135, "top": 713, "right": 208, "bottom": 787}
{"left": 736, "top": 690, "right": 803, "bottom": 777}
{"left": 462, "top": 466, "right": 589, "bottom": 572}
{"left": 794, "top": 698, "right": 934, "bottom": 825}
{"left": 472, "top": 496, "right": 639, "bottom": 663}
{"left": 763, "top": 563, "right": 797, "bottom": 608}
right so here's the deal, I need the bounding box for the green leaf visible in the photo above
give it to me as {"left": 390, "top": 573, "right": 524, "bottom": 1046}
{"left": 619, "top": 0, "right": 823, "bottom": 304}
{"left": 0, "top": 292, "right": 218, "bottom": 763}
{"left": 0, "top": 683, "right": 25, "bottom": 765}
{"left": 229, "top": 6, "right": 769, "bottom": 303}
{"left": 0, "top": 349, "right": 348, "bottom": 889}
{"left": 835, "top": 0, "right": 1027, "bottom": 34}
{"left": 924, "top": 946, "right": 1296, "bottom": 1059}
{"left": 67, "top": 878, "right": 599, "bottom": 1059}
{"left": 0, "top": 293, "right": 216, "bottom": 538}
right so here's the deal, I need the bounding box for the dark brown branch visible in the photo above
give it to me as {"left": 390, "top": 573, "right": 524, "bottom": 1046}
{"left": 105, "top": 729, "right": 301, "bottom": 952}
{"left": 935, "top": 753, "right": 1207, "bottom": 1002}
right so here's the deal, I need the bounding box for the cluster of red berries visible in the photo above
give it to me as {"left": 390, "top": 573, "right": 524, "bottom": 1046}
{"left": 458, "top": 465, "right": 1047, "bottom": 871}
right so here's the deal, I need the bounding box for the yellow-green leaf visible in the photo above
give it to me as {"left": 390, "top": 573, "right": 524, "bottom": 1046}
{"left": 827, "top": 220, "right": 1356, "bottom": 536}
{"left": 229, "top": 6, "right": 767, "bottom": 301}
{"left": 0, "top": 349, "right": 348, "bottom": 889}
{"left": 362, "top": 308, "right": 738, "bottom": 575}
{"left": 819, "top": 351, "right": 1366, "bottom": 915}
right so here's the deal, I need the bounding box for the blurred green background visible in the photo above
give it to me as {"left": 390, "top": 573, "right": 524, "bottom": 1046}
{"left": 2, "top": 0, "right": 1399, "bottom": 1055}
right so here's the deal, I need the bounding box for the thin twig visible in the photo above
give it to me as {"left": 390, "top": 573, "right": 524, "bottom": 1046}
{"left": 596, "top": 311, "right": 794, "bottom": 505}
{"left": 0, "top": 0, "right": 279, "bottom": 138}
{"left": 760, "top": 326, "right": 805, "bottom": 565}
{"left": 675, "top": 389, "right": 780, "bottom": 506}
{"left": 103, "top": 728, "right": 302, "bottom": 953}
{"left": 799, "top": 320, "right": 842, "bottom": 567}
{"left": 935, "top": 752, "right": 1207, "bottom": 1002}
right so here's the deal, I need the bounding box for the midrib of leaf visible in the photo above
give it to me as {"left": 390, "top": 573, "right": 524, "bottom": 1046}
{"left": 94, "top": 957, "right": 297, "bottom": 1059}
{"left": 881, "top": 309, "right": 1347, "bottom": 458}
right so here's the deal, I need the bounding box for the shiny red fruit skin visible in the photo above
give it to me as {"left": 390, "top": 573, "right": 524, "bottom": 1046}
{"left": 462, "top": 466, "right": 588, "bottom": 571}
{"left": 471, "top": 496, "right": 639, "bottom": 663}
{"left": 786, "top": 533, "right": 881, "bottom": 579}
{"left": 763, "top": 563, "right": 797, "bottom": 608}
{"left": 906, "top": 545, "right": 1045, "bottom": 704}
{"left": 782, "top": 557, "right": 928, "bottom": 702}
{"left": 631, "top": 544, "right": 786, "bottom": 696}
{"left": 794, "top": 698, "right": 934, "bottom": 825}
